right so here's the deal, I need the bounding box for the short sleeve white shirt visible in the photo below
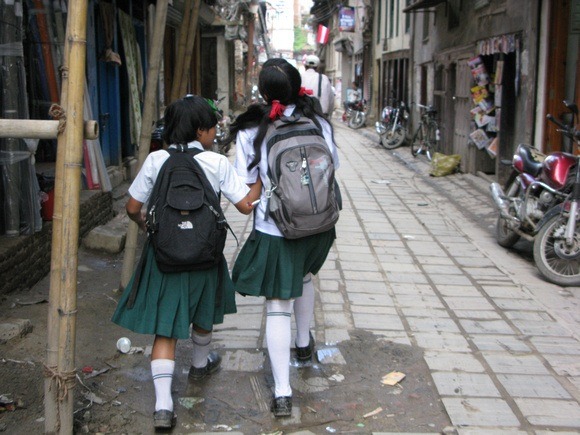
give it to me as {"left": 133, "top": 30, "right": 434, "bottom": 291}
{"left": 129, "top": 141, "right": 250, "bottom": 206}
{"left": 233, "top": 105, "right": 339, "bottom": 237}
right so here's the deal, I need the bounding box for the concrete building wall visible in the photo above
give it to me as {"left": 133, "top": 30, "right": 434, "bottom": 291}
{"left": 408, "top": 0, "right": 541, "bottom": 177}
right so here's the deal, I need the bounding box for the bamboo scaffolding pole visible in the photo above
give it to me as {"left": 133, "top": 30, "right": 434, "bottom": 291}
{"left": 43, "top": 1, "right": 89, "bottom": 432}
{"left": 169, "top": 2, "right": 192, "bottom": 103}
{"left": 177, "top": 0, "right": 201, "bottom": 97}
{"left": 120, "top": 1, "right": 170, "bottom": 290}
{"left": 0, "top": 119, "right": 98, "bottom": 139}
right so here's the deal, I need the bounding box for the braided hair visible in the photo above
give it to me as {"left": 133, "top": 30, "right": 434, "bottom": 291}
{"left": 230, "top": 58, "right": 334, "bottom": 169}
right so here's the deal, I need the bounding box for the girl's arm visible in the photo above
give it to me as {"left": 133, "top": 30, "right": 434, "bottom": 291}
{"left": 126, "top": 197, "right": 147, "bottom": 232}
{"left": 233, "top": 178, "right": 262, "bottom": 215}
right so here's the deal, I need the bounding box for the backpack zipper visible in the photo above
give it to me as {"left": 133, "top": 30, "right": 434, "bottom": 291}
{"left": 300, "top": 146, "right": 318, "bottom": 213}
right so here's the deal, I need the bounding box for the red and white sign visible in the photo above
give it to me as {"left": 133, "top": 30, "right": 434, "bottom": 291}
{"left": 316, "top": 24, "right": 329, "bottom": 45}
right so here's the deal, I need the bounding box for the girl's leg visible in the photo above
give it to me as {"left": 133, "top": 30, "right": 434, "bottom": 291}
{"left": 189, "top": 324, "right": 221, "bottom": 380}
{"left": 191, "top": 325, "right": 212, "bottom": 368}
{"left": 151, "top": 335, "right": 177, "bottom": 412}
{"left": 266, "top": 298, "right": 294, "bottom": 398}
{"left": 294, "top": 273, "right": 315, "bottom": 348}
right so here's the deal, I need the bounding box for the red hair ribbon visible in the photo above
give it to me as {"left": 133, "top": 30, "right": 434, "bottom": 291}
{"left": 269, "top": 100, "right": 286, "bottom": 120}
{"left": 299, "top": 87, "right": 313, "bottom": 96}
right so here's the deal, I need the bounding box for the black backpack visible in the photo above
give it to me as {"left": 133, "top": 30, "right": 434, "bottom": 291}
{"left": 146, "top": 146, "right": 229, "bottom": 273}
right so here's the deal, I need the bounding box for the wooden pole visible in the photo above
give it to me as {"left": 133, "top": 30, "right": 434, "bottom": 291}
{"left": 44, "top": 13, "right": 72, "bottom": 435}
{"left": 246, "top": 11, "right": 255, "bottom": 99}
{"left": 120, "top": 0, "right": 169, "bottom": 290}
{"left": 43, "top": 1, "right": 88, "bottom": 433}
{"left": 178, "top": 0, "right": 201, "bottom": 97}
{"left": 169, "top": 2, "right": 192, "bottom": 103}
{"left": 0, "top": 119, "right": 98, "bottom": 139}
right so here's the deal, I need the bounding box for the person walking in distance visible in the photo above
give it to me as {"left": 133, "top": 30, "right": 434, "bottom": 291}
{"left": 300, "top": 54, "right": 335, "bottom": 117}
{"left": 230, "top": 58, "right": 340, "bottom": 417}
{"left": 111, "top": 95, "right": 261, "bottom": 429}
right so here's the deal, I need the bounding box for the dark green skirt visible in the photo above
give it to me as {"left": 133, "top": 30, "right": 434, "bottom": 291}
{"left": 111, "top": 244, "right": 236, "bottom": 339}
{"left": 232, "top": 228, "right": 336, "bottom": 299}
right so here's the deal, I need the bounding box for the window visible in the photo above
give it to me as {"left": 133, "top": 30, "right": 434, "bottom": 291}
{"left": 422, "top": 11, "right": 429, "bottom": 41}
{"left": 389, "top": 0, "right": 395, "bottom": 38}
{"left": 405, "top": 0, "right": 411, "bottom": 33}
{"left": 448, "top": 0, "right": 461, "bottom": 29}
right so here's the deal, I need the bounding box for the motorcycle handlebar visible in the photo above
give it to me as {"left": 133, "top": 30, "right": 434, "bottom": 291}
{"left": 547, "top": 113, "right": 580, "bottom": 141}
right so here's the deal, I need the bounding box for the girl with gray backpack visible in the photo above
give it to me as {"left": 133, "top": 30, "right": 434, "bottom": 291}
{"left": 230, "top": 58, "right": 340, "bottom": 417}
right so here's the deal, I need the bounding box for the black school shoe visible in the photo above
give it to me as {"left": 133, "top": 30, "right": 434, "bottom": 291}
{"left": 295, "top": 332, "right": 315, "bottom": 362}
{"left": 271, "top": 396, "right": 292, "bottom": 417}
{"left": 188, "top": 351, "right": 221, "bottom": 381}
{"left": 153, "top": 409, "right": 176, "bottom": 429}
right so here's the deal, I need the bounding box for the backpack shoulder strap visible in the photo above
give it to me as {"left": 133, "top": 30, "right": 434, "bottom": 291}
{"left": 318, "top": 72, "right": 322, "bottom": 99}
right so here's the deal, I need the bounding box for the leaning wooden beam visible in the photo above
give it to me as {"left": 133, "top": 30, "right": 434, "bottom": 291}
{"left": 177, "top": 0, "right": 201, "bottom": 97}
{"left": 169, "top": 1, "right": 192, "bottom": 103}
{"left": 0, "top": 119, "right": 98, "bottom": 139}
{"left": 120, "top": 0, "right": 169, "bottom": 289}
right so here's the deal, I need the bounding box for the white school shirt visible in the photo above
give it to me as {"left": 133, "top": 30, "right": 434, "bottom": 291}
{"left": 129, "top": 141, "right": 250, "bottom": 205}
{"left": 301, "top": 69, "right": 335, "bottom": 115}
{"left": 234, "top": 105, "right": 340, "bottom": 237}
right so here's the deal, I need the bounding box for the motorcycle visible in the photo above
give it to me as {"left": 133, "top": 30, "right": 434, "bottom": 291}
{"left": 342, "top": 99, "right": 367, "bottom": 129}
{"left": 208, "top": 96, "right": 235, "bottom": 155}
{"left": 375, "top": 100, "right": 409, "bottom": 149}
{"left": 489, "top": 100, "right": 580, "bottom": 286}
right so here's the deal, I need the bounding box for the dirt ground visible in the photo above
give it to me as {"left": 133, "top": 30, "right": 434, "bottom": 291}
{"left": 0, "top": 243, "right": 451, "bottom": 434}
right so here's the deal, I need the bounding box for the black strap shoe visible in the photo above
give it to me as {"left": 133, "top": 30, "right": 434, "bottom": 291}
{"left": 153, "top": 409, "right": 176, "bottom": 429}
{"left": 188, "top": 351, "right": 221, "bottom": 381}
{"left": 271, "top": 395, "right": 292, "bottom": 417}
{"left": 295, "top": 332, "right": 315, "bottom": 362}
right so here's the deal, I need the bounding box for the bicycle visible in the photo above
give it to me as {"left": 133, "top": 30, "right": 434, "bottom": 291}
{"left": 411, "top": 103, "right": 440, "bottom": 160}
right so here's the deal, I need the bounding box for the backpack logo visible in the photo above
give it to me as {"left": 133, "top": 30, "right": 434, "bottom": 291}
{"left": 286, "top": 161, "right": 299, "bottom": 172}
{"left": 178, "top": 221, "right": 194, "bottom": 230}
{"left": 265, "top": 115, "right": 339, "bottom": 239}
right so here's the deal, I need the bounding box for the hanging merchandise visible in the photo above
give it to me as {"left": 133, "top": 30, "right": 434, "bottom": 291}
{"left": 467, "top": 55, "right": 497, "bottom": 157}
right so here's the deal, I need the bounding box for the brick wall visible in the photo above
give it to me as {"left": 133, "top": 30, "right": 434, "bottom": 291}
{"left": 0, "top": 190, "right": 113, "bottom": 295}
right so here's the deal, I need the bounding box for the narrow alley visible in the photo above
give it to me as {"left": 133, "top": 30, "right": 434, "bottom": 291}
{"left": 1, "top": 121, "right": 579, "bottom": 434}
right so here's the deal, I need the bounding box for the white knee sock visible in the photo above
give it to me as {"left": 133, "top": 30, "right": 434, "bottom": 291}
{"left": 294, "top": 274, "right": 315, "bottom": 348}
{"left": 151, "top": 358, "right": 175, "bottom": 412}
{"left": 191, "top": 330, "right": 212, "bottom": 368}
{"left": 266, "top": 299, "right": 294, "bottom": 398}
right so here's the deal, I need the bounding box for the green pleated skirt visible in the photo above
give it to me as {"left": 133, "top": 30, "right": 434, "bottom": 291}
{"left": 232, "top": 228, "right": 336, "bottom": 300}
{"left": 111, "top": 244, "right": 236, "bottom": 339}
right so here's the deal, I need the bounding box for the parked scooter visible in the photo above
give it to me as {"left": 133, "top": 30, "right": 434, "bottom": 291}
{"left": 489, "top": 100, "right": 580, "bottom": 286}
{"left": 342, "top": 99, "right": 367, "bottom": 129}
{"left": 375, "top": 100, "right": 409, "bottom": 149}
{"left": 213, "top": 96, "right": 235, "bottom": 155}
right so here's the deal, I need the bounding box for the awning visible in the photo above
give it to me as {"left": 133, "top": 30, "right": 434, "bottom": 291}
{"left": 403, "top": 0, "right": 447, "bottom": 13}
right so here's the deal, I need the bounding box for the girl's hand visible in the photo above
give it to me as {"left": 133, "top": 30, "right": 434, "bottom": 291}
{"left": 126, "top": 197, "right": 147, "bottom": 231}
{"left": 234, "top": 178, "right": 263, "bottom": 215}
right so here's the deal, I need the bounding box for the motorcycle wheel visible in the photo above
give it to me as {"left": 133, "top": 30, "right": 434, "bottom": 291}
{"left": 380, "top": 124, "right": 407, "bottom": 149}
{"left": 495, "top": 175, "right": 521, "bottom": 248}
{"left": 533, "top": 213, "right": 580, "bottom": 286}
{"left": 348, "top": 111, "right": 365, "bottom": 129}
{"left": 410, "top": 125, "right": 424, "bottom": 157}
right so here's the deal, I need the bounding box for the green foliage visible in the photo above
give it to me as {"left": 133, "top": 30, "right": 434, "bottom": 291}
{"left": 294, "top": 26, "right": 309, "bottom": 52}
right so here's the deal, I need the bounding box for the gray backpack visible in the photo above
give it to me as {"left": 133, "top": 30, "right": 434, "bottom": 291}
{"left": 264, "top": 114, "right": 339, "bottom": 239}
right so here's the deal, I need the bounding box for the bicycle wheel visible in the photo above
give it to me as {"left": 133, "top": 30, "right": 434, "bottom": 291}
{"left": 425, "top": 121, "right": 439, "bottom": 161}
{"left": 411, "top": 124, "right": 424, "bottom": 157}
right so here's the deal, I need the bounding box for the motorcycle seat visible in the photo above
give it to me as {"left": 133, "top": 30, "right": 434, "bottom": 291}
{"left": 517, "top": 144, "right": 545, "bottom": 177}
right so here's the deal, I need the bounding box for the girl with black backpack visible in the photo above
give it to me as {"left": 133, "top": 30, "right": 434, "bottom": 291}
{"left": 230, "top": 59, "right": 340, "bottom": 417}
{"left": 111, "top": 95, "right": 261, "bottom": 429}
